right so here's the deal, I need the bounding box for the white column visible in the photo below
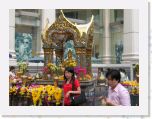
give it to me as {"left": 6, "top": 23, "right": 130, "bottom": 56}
{"left": 150, "top": 2, "right": 152, "bottom": 65}
{"left": 36, "top": 25, "right": 41, "bottom": 56}
{"left": 98, "top": 10, "right": 103, "bottom": 59}
{"left": 102, "top": 9, "right": 111, "bottom": 64}
{"left": 122, "top": 10, "right": 139, "bottom": 64}
{"left": 150, "top": 0, "right": 152, "bottom": 77}
{"left": 38, "top": 9, "right": 56, "bottom": 57}
{"left": 9, "top": 9, "right": 16, "bottom": 59}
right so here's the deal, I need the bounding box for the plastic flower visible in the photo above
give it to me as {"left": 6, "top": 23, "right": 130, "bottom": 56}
{"left": 42, "top": 66, "right": 49, "bottom": 74}
{"left": 54, "top": 88, "right": 62, "bottom": 105}
{"left": 10, "top": 84, "right": 63, "bottom": 106}
{"left": 17, "top": 62, "right": 28, "bottom": 74}
{"left": 19, "top": 86, "right": 27, "bottom": 96}
{"left": 31, "top": 88, "right": 42, "bottom": 106}
{"left": 47, "top": 63, "right": 58, "bottom": 73}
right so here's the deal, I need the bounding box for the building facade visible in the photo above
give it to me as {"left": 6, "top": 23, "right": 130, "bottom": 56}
{"left": 9, "top": 9, "right": 139, "bottom": 64}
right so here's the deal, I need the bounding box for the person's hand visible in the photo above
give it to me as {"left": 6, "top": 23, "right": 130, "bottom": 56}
{"left": 99, "top": 97, "right": 113, "bottom": 106}
{"left": 98, "top": 96, "right": 102, "bottom": 100}
{"left": 66, "top": 91, "right": 71, "bottom": 98}
{"left": 105, "top": 98, "right": 114, "bottom": 106}
{"left": 99, "top": 96, "right": 107, "bottom": 105}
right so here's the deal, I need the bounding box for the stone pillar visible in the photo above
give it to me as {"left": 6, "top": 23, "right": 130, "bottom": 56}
{"left": 32, "top": 27, "right": 37, "bottom": 57}
{"left": 9, "top": 9, "right": 16, "bottom": 59}
{"left": 98, "top": 10, "right": 103, "bottom": 61}
{"left": 39, "top": 9, "right": 56, "bottom": 58}
{"left": 9, "top": 9, "right": 17, "bottom": 65}
{"left": 150, "top": 3, "right": 152, "bottom": 64}
{"left": 122, "top": 10, "right": 139, "bottom": 64}
{"left": 36, "top": 25, "right": 41, "bottom": 57}
{"left": 102, "top": 9, "right": 111, "bottom": 64}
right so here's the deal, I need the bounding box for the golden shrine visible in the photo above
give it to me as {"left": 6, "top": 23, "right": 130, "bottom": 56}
{"left": 41, "top": 10, "right": 94, "bottom": 74}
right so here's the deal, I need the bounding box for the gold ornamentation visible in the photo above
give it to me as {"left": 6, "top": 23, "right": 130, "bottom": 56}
{"left": 63, "top": 50, "right": 77, "bottom": 67}
{"left": 41, "top": 10, "right": 94, "bottom": 73}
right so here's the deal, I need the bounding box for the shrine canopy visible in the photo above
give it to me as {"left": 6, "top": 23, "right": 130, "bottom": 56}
{"left": 41, "top": 10, "right": 94, "bottom": 74}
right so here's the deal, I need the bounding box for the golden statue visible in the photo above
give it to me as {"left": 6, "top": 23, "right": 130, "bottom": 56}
{"left": 63, "top": 50, "right": 77, "bottom": 67}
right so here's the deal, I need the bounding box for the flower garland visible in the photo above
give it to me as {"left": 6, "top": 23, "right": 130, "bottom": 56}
{"left": 9, "top": 84, "right": 62, "bottom": 106}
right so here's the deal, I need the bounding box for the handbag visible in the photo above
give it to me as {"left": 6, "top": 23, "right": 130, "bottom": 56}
{"left": 70, "top": 80, "right": 86, "bottom": 106}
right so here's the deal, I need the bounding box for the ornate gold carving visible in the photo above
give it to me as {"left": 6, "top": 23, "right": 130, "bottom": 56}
{"left": 41, "top": 10, "right": 94, "bottom": 73}
{"left": 62, "top": 50, "right": 77, "bottom": 67}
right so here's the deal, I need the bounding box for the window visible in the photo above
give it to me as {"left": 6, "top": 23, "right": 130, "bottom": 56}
{"left": 64, "top": 12, "right": 78, "bottom": 19}
{"left": 114, "top": 10, "right": 123, "bottom": 22}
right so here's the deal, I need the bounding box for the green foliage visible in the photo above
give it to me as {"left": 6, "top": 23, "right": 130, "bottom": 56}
{"left": 17, "top": 62, "right": 28, "bottom": 74}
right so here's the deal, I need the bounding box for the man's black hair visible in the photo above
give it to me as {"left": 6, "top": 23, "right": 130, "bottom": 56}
{"left": 106, "top": 69, "right": 121, "bottom": 83}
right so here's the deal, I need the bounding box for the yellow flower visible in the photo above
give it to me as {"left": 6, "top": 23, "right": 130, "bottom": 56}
{"left": 31, "top": 88, "right": 42, "bottom": 106}
{"left": 54, "top": 88, "right": 62, "bottom": 105}
{"left": 48, "top": 96, "right": 51, "bottom": 101}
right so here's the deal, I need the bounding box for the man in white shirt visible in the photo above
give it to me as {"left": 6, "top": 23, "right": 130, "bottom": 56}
{"left": 101, "top": 69, "right": 131, "bottom": 106}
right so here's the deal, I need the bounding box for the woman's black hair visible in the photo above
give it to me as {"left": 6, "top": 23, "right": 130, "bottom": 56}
{"left": 106, "top": 69, "right": 121, "bottom": 83}
{"left": 9, "top": 66, "right": 15, "bottom": 72}
{"left": 64, "top": 67, "right": 75, "bottom": 83}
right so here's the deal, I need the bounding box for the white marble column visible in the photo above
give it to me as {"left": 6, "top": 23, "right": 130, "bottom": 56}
{"left": 38, "top": 9, "right": 56, "bottom": 57}
{"left": 98, "top": 10, "right": 103, "bottom": 62}
{"left": 9, "top": 9, "right": 16, "bottom": 59}
{"left": 9, "top": 9, "right": 17, "bottom": 65}
{"left": 122, "top": 10, "right": 139, "bottom": 64}
{"left": 150, "top": 3, "right": 152, "bottom": 64}
{"left": 102, "top": 9, "right": 111, "bottom": 64}
{"left": 150, "top": 1, "right": 152, "bottom": 76}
